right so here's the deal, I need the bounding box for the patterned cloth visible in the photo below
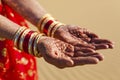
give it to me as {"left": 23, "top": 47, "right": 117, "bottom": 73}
{"left": 0, "top": 1, "right": 38, "bottom": 80}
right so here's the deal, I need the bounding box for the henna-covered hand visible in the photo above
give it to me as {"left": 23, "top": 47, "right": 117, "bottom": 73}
{"left": 54, "top": 25, "right": 114, "bottom": 50}
{"left": 37, "top": 36, "right": 103, "bottom": 68}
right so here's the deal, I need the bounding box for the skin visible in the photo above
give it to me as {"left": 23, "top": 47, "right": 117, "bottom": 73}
{"left": 37, "top": 37, "right": 104, "bottom": 68}
{"left": 0, "top": 15, "right": 103, "bottom": 68}
{"left": 0, "top": 0, "right": 113, "bottom": 68}
{"left": 3, "top": 0, "right": 114, "bottom": 50}
{"left": 54, "top": 25, "right": 114, "bottom": 50}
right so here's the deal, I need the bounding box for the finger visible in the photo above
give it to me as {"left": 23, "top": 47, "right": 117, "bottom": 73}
{"left": 75, "top": 47, "right": 95, "bottom": 53}
{"left": 62, "top": 34, "right": 87, "bottom": 45}
{"left": 80, "top": 37, "right": 91, "bottom": 42}
{"left": 55, "top": 56, "right": 74, "bottom": 68}
{"left": 85, "top": 31, "right": 99, "bottom": 38}
{"left": 74, "top": 52, "right": 96, "bottom": 57}
{"left": 107, "top": 43, "right": 114, "bottom": 49}
{"left": 76, "top": 32, "right": 88, "bottom": 38}
{"left": 74, "top": 51, "right": 103, "bottom": 61}
{"left": 93, "top": 44, "right": 109, "bottom": 50}
{"left": 74, "top": 51, "right": 83, "bottom": 57}
{"left": 72, "top": 57, "right": 99, "bottom": 66}
{"left": 91, "top": 53, "right": 104, "bottom": 61}
{"left": 91, "top": 38, "right": 113, "bottom": 44}
{"left": 73, "top": 31, "right": 91, "bottom": 42}
{"left": 75, "top": 43, "right": 95, "bottom": 49}
{"left": 52, "top": 53, "right": 74, "bottom": 68}
{"left": 64, "top": 52, "right": 74, "bottom": 57}
{"left": 65, "top": 44, "right": 74, "bottom": 57}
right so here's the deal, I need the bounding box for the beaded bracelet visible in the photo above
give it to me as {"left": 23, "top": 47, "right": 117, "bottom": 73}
{"left": 38, "top": 14, "right": 65, "bottom": 37}
{"left": 13, "top": 27, "right": 45, "bottom": 57}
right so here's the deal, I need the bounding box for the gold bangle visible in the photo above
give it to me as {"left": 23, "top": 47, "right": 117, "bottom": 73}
{"left": 28, "top": 32, "right": 38, "bottom": 55}
{"left": 51, "top": 23, "right": 65, "bottom": 37}
{"left": 40, "top": 17, "right": 54, "bottom": 33}
{"left": 47, "top": 21, "right": 59, "bottom": 36}
{"left": 19, "top": 29, "right": 31, "bottom": 50}
{"left": 13, "top": 27, "right": 27, "bottom": 47}
{"left": 33, "top": 33, "right": 45, "bottom": 57}
{"left": 38, "top": 14, "right": 52, "bottom": 32}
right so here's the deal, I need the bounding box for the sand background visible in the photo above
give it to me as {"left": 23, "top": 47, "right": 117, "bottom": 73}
{"left": 31, "top": 0, "right": 120, "bottom": 80}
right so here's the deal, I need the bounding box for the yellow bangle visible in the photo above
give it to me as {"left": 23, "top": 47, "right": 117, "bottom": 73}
{"left": 13, "top": 27, "right": 27, "bottom": 47}
{"left": 51, "top": 23, "right": 65, "bottom": 37}
{"left": 33, "top": 33, "right": 45, "bottom": 57}
{"left": 28, "top": 32, "right": 38, "bottom": 54}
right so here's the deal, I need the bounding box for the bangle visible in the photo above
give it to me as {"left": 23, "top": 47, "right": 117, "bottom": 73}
{"left": 38, "top": 14, "right": 52, "bottom": 32}
{"left": 41, "top": 17, "right": 54, "bottom": 33}
{"left": 19, "top": 29, "right": 31, "bottom": 50}
{"left": 13, "top": 27, "right": 44, "bottom": 57}
{"left": 47, "top": 21, "right": 59, "bottom": 36}
{"left": 51, "top": 23, "right": 64, "bottom": 37}
{"left": 38, "top": 13, "right": 65, "bottom": 37}
{"left": 13, "top": 27, "right": 27, "bottom": 47}
{"left": 33, "top": 33, "right": 45, "bottom": 57}
{"left": 28, "top": 32, "right": 38, "bottom": 54}
{"left": 23, "top": 31, "right": 35, "bottom": 53}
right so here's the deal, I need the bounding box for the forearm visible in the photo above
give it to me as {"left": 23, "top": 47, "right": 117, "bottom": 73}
{"left": 0, "top": 15, "right": 19, "bottom": 40}
{"left": 3, "top": 0, "right": 47, "bottom": 26}
{"left": 0, "top": 15, "right": 44, "bottom": 57}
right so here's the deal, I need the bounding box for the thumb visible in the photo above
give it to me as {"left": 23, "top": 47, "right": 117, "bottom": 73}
{"left": 64, "top": 56, "right": 74, "bottom": 67}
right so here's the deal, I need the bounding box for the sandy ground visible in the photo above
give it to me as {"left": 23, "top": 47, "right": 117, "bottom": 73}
{"left": 31, "top": 0, "right": 120, "bottom": 80}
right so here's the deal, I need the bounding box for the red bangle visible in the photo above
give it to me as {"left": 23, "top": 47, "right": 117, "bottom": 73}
{"left": 43, "top": 20, "right": 54, "bottom": 35}
{"left": 23, "top": 31, "right": 34, "bottom": 53}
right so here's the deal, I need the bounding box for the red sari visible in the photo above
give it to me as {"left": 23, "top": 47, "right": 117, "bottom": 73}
{"left": 0, "top": 1, "right": 38, "bottom": 80}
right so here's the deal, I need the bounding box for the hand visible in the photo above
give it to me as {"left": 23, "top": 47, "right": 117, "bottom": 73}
{"left": 54, "top": 25, "right": 114, "bottom": 50}
{"left": 37, "top": 36, "right": 103, "bottom": 68}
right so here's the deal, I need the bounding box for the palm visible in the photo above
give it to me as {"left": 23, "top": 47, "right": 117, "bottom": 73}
{"left": 54, "top": 25, "right": 114, "bottom": 50}
{"left": 37, "top": 37, "right": 103, "bottom": 68}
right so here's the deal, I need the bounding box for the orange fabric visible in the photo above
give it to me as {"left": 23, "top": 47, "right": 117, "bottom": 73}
{"left": 0, "top": 2, "right": 38, "bottom": 80}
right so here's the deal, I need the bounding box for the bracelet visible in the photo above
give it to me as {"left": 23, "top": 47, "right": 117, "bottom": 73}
{"left": 41, "top": 17, "right": 54, "bottom": 33}
{"left": 51, "top": 23, "right": 64, "bottom": 37}
{"left": 38, "top": 14, "right": 65, "bottom": 37}
{"left": 28, "top": 32, "right": 38, "bottom": 55}
{"left": 23, "top": 31, "right": 35, "bottom": 53}
{"left": 13, "top": 27, "right": 27, "bottom": 47}
{"left": 47, "top": 21, "right": 59, "bottom": 36}
{"left": 13, "top": 27, "right": 45, "bottom": 57}
{"left": 38, "top": 14, "right": 52, "bottom": 32}
{"left": 19, "top": 29, "right": 31, "bottom": 50}
{"left": 33, "top": 33, "right": 45, "bottom": 57}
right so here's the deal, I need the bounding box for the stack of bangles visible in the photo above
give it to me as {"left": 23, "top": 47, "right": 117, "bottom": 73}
{"left": 13, "top": 27, "right": 45, "bottom": 57}
{"left": 38, "top": 14, "right": 65, "bottom": 37}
